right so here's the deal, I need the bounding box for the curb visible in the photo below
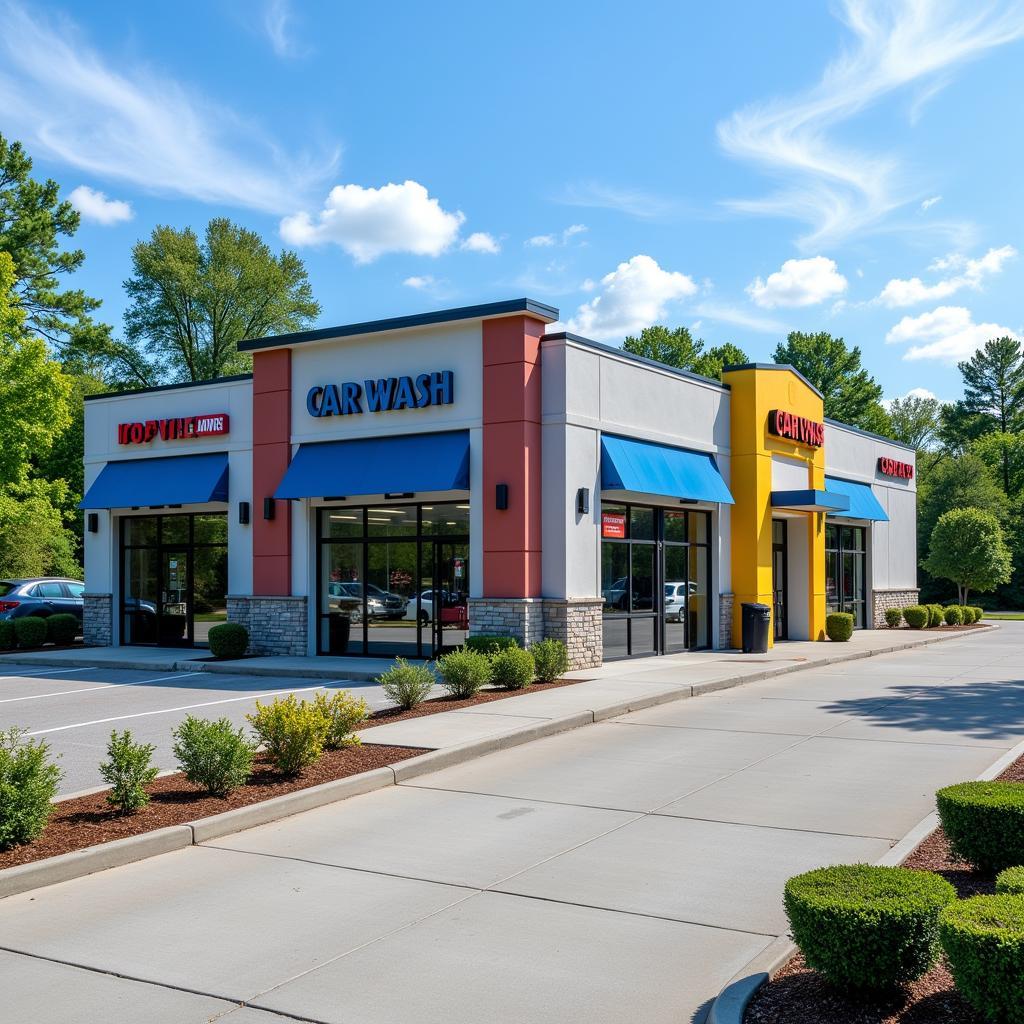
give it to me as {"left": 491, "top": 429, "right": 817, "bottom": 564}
{"left": 705, "top": 676, "right": 1023, "bottom": 1024}
{"left": 0, "top": 624, "right": 996, "bottom": 903}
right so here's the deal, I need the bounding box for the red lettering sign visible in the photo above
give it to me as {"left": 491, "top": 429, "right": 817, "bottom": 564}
{"left": 878, "top": 456, "right": 914, "bottom": 479}
{"left": 601, "top": 512, "right": 626, "bottom": 539}
{"left": 768, "top": 409, "right": 825, "bottom": 448}
{"left": 118, "top": 414, "right": 230, "bottom": 446}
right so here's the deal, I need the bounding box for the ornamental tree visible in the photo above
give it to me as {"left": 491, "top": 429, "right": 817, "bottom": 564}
{"left": 924, "top": 507, "right": 1012, "bottom": 605}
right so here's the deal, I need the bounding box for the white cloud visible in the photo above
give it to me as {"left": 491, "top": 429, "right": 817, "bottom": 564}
{"left": 280, "top": 181, "right": 465, "bottom": 263}
{"left": 263, "top": 0, "right": 305, "bottom": 58}
{"left": 526, "top": 223, "right": 588, "bottom": 248}
{"left": 877, "top": 245, "right": 1016, "bottom": 307}
{"left": 566, "top": 255, "right": 697, "bottom": 341}
{"left": 921, "top": 195, "right": 943, "bottom": 211}
{"left": 461, "top": 231, "right": 500, "bottom": 254}
{"left": 0, "top": 2, "right": 335, "bottom": 214}
{"left": 747, "top": 256, "right": 847, "bottom": 308}
{"left": 526, "top": 234, "right": 556, "bottom": 247}
{"left": 881, "top": 386, "right": 943, "bottom": 410}
{"left": 403, "top": 275, "right": 436, "bottom": 290}
{"left": 717, "top": 1, "right": 1024, "bottom": 249}
{"left": 558, "top": 181, "right": 675, "bottom": 219}
{"left": 692, "top": 302, "right": 789, "bottom": 334}
{"left": 885, "top": 305, "right": 1020, "bottom": 362}
{"left": 68, "top": 184, "right": 132, "bottom": 225}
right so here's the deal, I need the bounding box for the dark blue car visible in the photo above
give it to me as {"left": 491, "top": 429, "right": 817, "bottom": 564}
{"left": 0, "top": 578, "right": 85, "bottom": 622}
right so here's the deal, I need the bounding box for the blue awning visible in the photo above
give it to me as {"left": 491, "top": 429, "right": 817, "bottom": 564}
{"left": 772, "top": 489, "right": 850, "bottom": 513}
{"left": 600, "top": 434, "right": 734, "bottom": 505}
{"left": 824, "top": 476, "right": 889, "bottom": 521}
{"left": 80, "top": 452, "right": 229, "bottom": 509}
{"left": 275, "top": 430, "right": 470, "bottom": 499}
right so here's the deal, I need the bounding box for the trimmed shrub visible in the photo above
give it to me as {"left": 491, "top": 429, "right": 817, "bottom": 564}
{"left": 826, "top": 612, "right": 854, "bottom": 642}
{"left": 436, "top": 647, "right": 492, "bottom": 699}
{"left": 974, "top": 606, "right": 985, "bottom": 622}
{"left": 0, "top": 727, "right": 63, "bottom": 849}
{"left": 464, "top": 634, "right": 520, "bottom": 657}
{"left": 248, "top": 695, "right": 328, "bottom": 775}
{"left": 378, "top": 658, "right": 435, "bottom": 709}
{"left": 784, "top": 864, "right": 956, "bottom": 991}
{"left": 46, "top": 613, "right": 79, "bottom": 645}
{"left": 14, "top": 616, "right": 46, "bottom": 648}
{"left": 172, "top": 716, "right": 255, "bottom": 796}
{"left": 944, "top": 605, "right": 964, "bottom": 626}
{"left": 903, "top": 605, "right": 929, "bottom": 629}
{"left": 964, "top": 605, "right": 978, "bottom": 623}
{"left": 208, "top": 622, "right": 248, "bottom": 659}
{"left": 928, "top": 604, "right": 944, "bottom": 627}
{"left": 491, "top": 646, "right": 535, "bottom": 690}
{"left": 531, "top": 637, "right": 570, "bottom": 682}
{"left": 99, "top": 729, "right": 158, "bottom": 814}
{"left": 937, "top": 781, "right": 1024, "bottom": 872}
{"left": 884, "top": 607, "right": 904, "bottom": 629}
{"left": 940, "top": 895, "right": 1024, "bottom": 1024}
{"left": 313, "top": 690, "right": 369, "bottom": 749}
{"left": 996, "top": 866, "right": 1024, "bottom": 896}
{"left": 0, "top": 620, "right": 15, "bottom": 650}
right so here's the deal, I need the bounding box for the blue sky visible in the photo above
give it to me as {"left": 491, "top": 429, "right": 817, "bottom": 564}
{"left": 3, "top": 0, "right": 1023, "bottom": 403}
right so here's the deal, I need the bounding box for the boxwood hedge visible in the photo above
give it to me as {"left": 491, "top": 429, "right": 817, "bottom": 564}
{"left": 208, "top": 622, "right": 248, "bottom": 659}
{"left": 826, "top": 612, "right": 854, "bottom": 642}
{"left": 783, "top": 863, "right": 956, "bottom": 991}
{"left": 46, "top": 613, "right": 79, "bottom": 645}
{"left": 14, "top": 616, "right": 46, "bottom": 648}
{"left": 884, "top": 607, "right": 903, "bottom": 628}
{"left": 0, "top": 620, "right": 14, "bottom": 650}
{"left": 944, "top": 605, "right": 963, "bottom": 626}
{"left": 996, "top": 866, "right": 1024, "bottom": 896}
{"left": 464, "top": 635, "right": 519, "bottom": 656}
{"left": 903, "top": 605, "right": 929, "bottom": 629}
{"left": 936, "top": 781, "right": 1024, "bottom": 872}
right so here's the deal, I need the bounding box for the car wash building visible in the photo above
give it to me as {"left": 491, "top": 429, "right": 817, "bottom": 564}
{"left": 81, "top": 298, "right": 919, "bottom": 669}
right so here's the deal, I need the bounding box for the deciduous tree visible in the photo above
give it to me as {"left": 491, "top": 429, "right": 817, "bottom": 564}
{"left": 622, "top": 326, "right": 748, "bottom": 381}
{"left": 924, "top": 508, "right": 1012, "bottom": 604}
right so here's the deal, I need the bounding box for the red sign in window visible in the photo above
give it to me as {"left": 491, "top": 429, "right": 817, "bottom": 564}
{"left": 601, "top": 512, "right": 626, "bottom": 539}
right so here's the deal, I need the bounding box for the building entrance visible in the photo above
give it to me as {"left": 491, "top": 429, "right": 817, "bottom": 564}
{"left": 772, "top": 519, "right": 788, "bottom": 641}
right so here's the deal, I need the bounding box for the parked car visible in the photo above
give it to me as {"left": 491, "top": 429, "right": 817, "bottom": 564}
{"left": 327, "top": 582, "right": 407, "bottom": 621}
{"left": 403, "top": 588, "right": 462, "bottom": 624}
{"left": 0, "top": 578, "right": 85, "bottom": 622}
{"left": 664, "top": 581, "right": 696, "bottom": 623}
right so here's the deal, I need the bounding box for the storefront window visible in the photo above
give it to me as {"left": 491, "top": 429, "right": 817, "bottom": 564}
{"left": 826, "top": 523, "right": 867, "bottom": 628}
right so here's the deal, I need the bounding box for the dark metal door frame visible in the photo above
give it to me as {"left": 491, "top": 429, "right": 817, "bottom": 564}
{"left": 772, "top": 519, "right": 788, "bottom": 641}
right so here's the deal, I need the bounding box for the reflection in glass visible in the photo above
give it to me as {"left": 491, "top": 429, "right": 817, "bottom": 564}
{"left": 688, "top": 544, "right": 709, "bottom": 650}
{"left": 631, "top": 544, "right": 654, "bottom": 611}
{"left": 366, "top": 541, "right": 418, "bottom": 656}
{"left": 123, "top": 548, "right": 158, "bottom": 644}
{"left": 601, "top": 543, "right": 630, "bottom": 614}
{"left": 322, "top": 542, "right": 363, "bottom": 655}
{"left": 663, "top": 545, "right": 687, "bottom": 653}
{"left": 192, "top": 545, "right": 228, "bottom": 644}
{"left": 123, "top": 516, "right": 157, "bottom": 547}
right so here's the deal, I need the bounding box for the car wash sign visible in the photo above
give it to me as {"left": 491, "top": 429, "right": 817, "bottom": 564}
{"left": 768, "top": 409, "right": 825, "bottom": 448}
{"left": 307, "top": 370, "right": 454, "bottom": 418}
{"left": 118, "top": 414, "right": 229, "bottom": 446}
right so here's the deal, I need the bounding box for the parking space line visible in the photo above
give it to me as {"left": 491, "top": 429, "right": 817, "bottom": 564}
{"left": 0, "top": 667, "right": 93, "bottom": 679}
{"left": 26, "top": 685, "right": 327, "bottom": 736}
{"left": 0, "top": 672, "right": 200, "bottom": 705}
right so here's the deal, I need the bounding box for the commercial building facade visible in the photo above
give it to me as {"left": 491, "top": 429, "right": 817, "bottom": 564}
{"left": 81, "top": 299, "right": 918, "bottom": 668}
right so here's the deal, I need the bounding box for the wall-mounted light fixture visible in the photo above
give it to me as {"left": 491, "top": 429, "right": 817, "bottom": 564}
{"left": 323, "top": 496, "right": 346, "bottom": 502}
{"left": 576, "top": 487, "right": 590, "bottom": 515}
{"left": 238, "top": 501, "right": 250, "bottom": 525}
{"left": 679, "top": 498, "right": 697, "bottom": 506}
{"left": 385, "top": 492, "right": 414, "bottom": 500}
{"left": 263, "top": 497, "right": 276, "bottom": 521}
{"left": 495, "top": 483, "right": 509, "bottom": 510}
{"left": 87, "top": 513, "right": 99, "bottom": 533}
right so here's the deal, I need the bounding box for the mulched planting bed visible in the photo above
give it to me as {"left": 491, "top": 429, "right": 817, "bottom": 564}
{"left": 746, "top": 751, "right": 1023, "bottom": 1024}
{"left": 885, "top": 623, "right": 989, "bottom": 634}
{"left": 0, "top": 744, "right": 423, "bottom": 871}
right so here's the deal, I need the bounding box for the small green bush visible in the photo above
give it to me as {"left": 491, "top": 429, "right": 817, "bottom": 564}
{"left": 826, "top": 612, "right": 854, "bottom": 642}
{"left": 491, "top": 646, "right": 535, "bottom": 689}
{"left": 436, "top": 647, "right": 492, "bottom": 698}
{"left": 884, "top": 607, "right": 904, "bottom": 629}
{"left": 962, "top": 605, "right": 977, "bottom": 624}
{"left": 0, "top": 620, "right": 14, "bottom": 650}
{"left": 973, "top": 606, "right": 985, "bottom": 622}
{"left": 928, "top": 604, "right": 944, "bottom": 627}
{"left": 208, "top": 622, "right": 248, "bottom": 659}
{"left": 784, "top": 863, "right": 956, "bottom": 991}
{"left": 530, "top": 637, "right": 570, "bottom": 682}
{"left": 937, "top": 781, "right": 1024, "bottom": 872}
{"left": 46, "top": 613, "right": 79, "bottom": 645}
{"left": 996, "top": 866, "right": 1024, "bottom": 896}
{"left": 464, "top": 634, "right": 520, "bottom": 656}
{"left": 14, "top": 616, "right": 46, "bottom": 648}
{"left": 248, "top": 695, "right": 327, "bottom": 775}
{"left": 940, "top": 895, "right": 1024, "bottom": 1024}
{"left": 944, "top": 605, "right": 964, "bottom": 626}
{"left": 313, "top": 690, "right": 369, "bottom": 749}
{"left": 99, "top": 729, "right": 158, "bottom": 814}
{"left": 903, "top": 605, "right": 929, "bottom": 629}
{"left": 0, "top": 727, "right": 63, "bottom": 849}
{"left": 172, "top": 716, "right": 254, "bottom": 796}
{"left": 378, "top": 658, "right": 436, "bottom": 709}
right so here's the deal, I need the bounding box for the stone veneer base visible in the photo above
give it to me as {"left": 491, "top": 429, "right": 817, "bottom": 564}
{"left": 83, "top": 593, "right": 113, "bottom": 647}
{"left": 227, "top": 595, "right": 308, "bottom": 657}
{"left": 718, "top": 592, "right": 735, "bottom": 650}
{"left": 872, "top": 588, "right": 921, "bottom": 628}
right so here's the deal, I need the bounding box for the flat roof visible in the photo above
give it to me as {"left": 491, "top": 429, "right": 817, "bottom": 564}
{"left": 237, "top": 298, "right": 560, "bottom": 352}
{"left": 83, "top": 373, "right": 253, "bottom": 403}
{"left": 721, "top": 361, "right": 824, "bottom": 400}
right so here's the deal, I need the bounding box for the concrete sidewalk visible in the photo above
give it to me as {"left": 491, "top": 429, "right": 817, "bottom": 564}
{"left": 1, "top": 624, "right": 1022, "bottom": 1023}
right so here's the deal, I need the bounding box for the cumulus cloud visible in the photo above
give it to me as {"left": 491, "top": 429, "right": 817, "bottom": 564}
{"left": 403, "top": 275, "right": 436, "bottom": 290}
{"left": 881, "top": 386, "right": 943, "bottom": 410}
{"left": 885, "top": 305, "right": 1020, "bottom": 362}
{"left": 877, "top": 245, "right": 1016, "bottom": 307}
{"left": 280, "top": 181, "right": 465, "bottom": 262}
{"left": 461, "top": 231, "right": 500, "bottom": 254}
{"left": 68, "top": 184, "right": 132, "bottom": 225}
{"left": 747, "top": 256, "right": 847, "bottom": 308}
{"left": 566, "top": 255, "right": 698, "bottom": 341}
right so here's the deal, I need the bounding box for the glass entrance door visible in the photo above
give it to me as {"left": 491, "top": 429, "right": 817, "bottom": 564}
{"left": 430, "top": 541, "right": 469, "bottom": 656}
{"left": 772, "top": 519, "right": 788, "bottom": 641}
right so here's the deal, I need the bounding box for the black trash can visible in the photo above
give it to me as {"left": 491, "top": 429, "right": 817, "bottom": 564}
{"left": 741, "top": 602, "right": 771, "bottom": 654}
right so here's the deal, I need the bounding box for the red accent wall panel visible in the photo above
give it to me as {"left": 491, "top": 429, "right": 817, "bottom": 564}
{"left": 481, "top": 315, "right": 544, "bottom": 597}
{"left": 252, "top": 349, "right": 292, "bottom": 595}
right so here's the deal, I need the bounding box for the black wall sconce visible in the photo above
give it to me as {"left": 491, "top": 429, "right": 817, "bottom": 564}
{"left": 263, "top": 497, "right": 276, "bottom": 521}
{"left": 576, "top": 487, "right": 590, "bottom": 515}
{"left": 87, "top": 513, "right": 99, "bottom": 533}
{"left": 238, "top": 501, "right": 250, "bottom": 525}
{"left": 495, "top": 483, "right": 509, "bottom": 510}
{"left": 385, "top": 492, "right": 413, "bottom": 500}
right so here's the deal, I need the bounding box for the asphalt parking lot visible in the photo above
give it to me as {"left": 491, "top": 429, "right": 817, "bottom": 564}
{"left": 0, "top": 664, "right": 420, "bottom": 794}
